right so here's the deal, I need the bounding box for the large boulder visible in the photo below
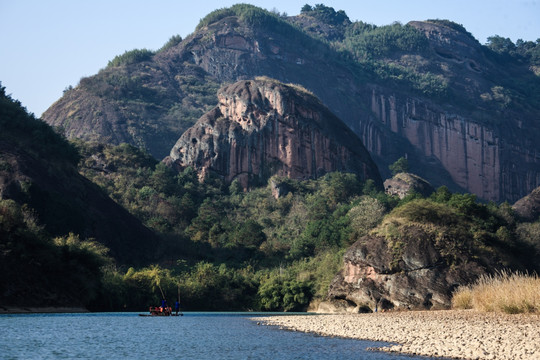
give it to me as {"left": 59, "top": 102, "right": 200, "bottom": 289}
{"left": 384, "top": 172, "right": 434, "bottom": 199}
{"left": 325, "top": 230, "right": 485, "bottom": 312}
{"left": 513, "top": 186, "right": 540, "bottom": 222}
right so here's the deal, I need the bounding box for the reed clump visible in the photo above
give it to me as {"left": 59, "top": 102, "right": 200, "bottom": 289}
{"left": 452, "top": 271, "right": 540, "bottom": 314}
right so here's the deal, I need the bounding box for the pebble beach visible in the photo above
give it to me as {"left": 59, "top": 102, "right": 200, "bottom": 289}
{"left": 257, "top": 310, "right": 540, "bottom": 360}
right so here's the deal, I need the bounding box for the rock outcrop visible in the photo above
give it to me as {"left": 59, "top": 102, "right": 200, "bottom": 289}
{"left": 384, "top": 172, "right": 434, "bottom": 199}
{"left": 321, "top": 198, "right": 529, "bottom": 313}
{"left": 167, "top": 79, "right": 382, "bottom": 188}
{"left": 513, "top": 186, "right": 540, "bottom": 222}
{"left": 324, "top": 232, "right": 486, "bottom": 312}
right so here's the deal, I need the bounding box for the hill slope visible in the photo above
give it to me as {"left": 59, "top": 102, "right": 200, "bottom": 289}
{"left": 0, "top": 86, "right": 160, "bottom": 266}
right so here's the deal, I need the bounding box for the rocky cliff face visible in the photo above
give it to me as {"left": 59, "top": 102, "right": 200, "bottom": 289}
{"left": 174, "top": 15, "right": 540, "bottom": 202}
{"left": 41, "top": 6, "right": 540, "bottom": 202}
{"left": 167, "top": 79, "right": 382, "bottom": 188}
{"left": 367, "top": 91, "right": 502, "bottom": 200}
{"left": 348, "top": 19, "right": 539, "bottom": 203}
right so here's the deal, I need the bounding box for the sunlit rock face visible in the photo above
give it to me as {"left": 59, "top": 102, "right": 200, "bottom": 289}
{"left": 167, "top": 79, "right": 382, "bottom": 189}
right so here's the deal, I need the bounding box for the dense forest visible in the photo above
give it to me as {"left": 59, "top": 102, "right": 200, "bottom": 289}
{"left": 83, "top": 141, "right": 539, "bottom": 311}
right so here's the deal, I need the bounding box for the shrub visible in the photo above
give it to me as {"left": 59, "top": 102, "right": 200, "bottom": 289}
{"left": 107, "top": 48, "right": 155, "bottom": 68}
{"left": 159, "top": 34, "right": 182, "bottom": 52}
{"left": 301, "top": 4, "right": 350, "bottom": 26}
{"left": 451, "top": 287, "right": 473, "bottom": 309}
{"left": 196, "top": 4, "right": 283, "bottom": 30}
{"left": 257, "top": 274, "right": 313, "bottom": 311}
{"left": 348, "top": 196, "right": 385, "bottom": 239}
{"left": 389, "top": 156, "right": 409, "bottom": 175}
{"left": 343, "top": 22, "right": 429, "bottom": 59}
{"left": 391, "top": 199, "right": 459, "bottom": 227}
{"left": 426, "top": 19, "right": 475, "bottom": 40}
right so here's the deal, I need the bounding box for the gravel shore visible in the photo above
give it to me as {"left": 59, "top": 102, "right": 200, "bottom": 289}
{"left": 256, "top": 310, "right": 540, "bottom": 360}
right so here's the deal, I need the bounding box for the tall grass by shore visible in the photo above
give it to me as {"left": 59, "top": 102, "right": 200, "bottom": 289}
{"left": 452, "top": 271, "right": 540, "bottom": 314}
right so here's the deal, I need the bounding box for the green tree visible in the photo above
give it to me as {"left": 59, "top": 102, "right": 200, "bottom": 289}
{"left": 430, "top": 186, "right": 452, "bottom": 203}
{"left": 348, "top": 196, "right": 386, "bottom": 239}
{"left": 229, "top": 179, "right": 243, "bottom": 195}
{"left": 389, "top": 157, "right": 409, "bottom": 175}
{"left": 487, "top": 35, "right": 516, "bottom": 55}
{"left": 301, "top": 4, "right": 312, "bottom": 12}
{"left": 257, "top": 274, "right": 312, "bottom": 311}
{"left": 159, "top": 35, "right": 182, "bottom": 52}
{"left": 233, "top": 219, "right": 266, "bottom": 249}
{"left": 107, "top": 48, "right": 155, "bottom": 67}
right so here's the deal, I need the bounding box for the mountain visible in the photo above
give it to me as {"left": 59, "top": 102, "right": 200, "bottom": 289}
{"left": 6, "top": 82, "right": 540, "bottom": 311}
{"left": 166, "top": 78, "right": 382, "bottom": 188}
{"left": 42, "top": 4, "right": 540, "bottom": 202}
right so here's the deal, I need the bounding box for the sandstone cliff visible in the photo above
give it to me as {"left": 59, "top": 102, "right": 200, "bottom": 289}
{"left": 166, "top": 79, "right": 382, "bottom": 188}
{"left": 325, "top": 231, "right": 485, "bottom": 312}
{"left": 41, "top": 5, "right": 540, "bottom": 202}
{"left": 170, "top": 13, "right": 540, "bottom": 202}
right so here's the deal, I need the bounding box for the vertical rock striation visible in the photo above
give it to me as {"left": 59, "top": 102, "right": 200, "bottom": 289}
{"left": 367, "top": 91, "right": 501, "bottom": 200}
{"left": 167, "top": 79, "right": 382, "bottom": 188}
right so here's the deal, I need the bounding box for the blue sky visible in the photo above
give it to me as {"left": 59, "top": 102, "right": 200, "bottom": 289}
{"left": 1, "top": 0, "right": 538, "bottom": 117}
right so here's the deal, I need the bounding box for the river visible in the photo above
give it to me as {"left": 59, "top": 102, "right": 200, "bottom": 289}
{"left": 1, "top": 312, "right": 437, "bottom": 359}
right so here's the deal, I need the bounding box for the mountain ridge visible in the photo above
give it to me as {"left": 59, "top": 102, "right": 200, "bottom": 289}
{"left": 41, "top": 4, "right": 540, "bottom": 202}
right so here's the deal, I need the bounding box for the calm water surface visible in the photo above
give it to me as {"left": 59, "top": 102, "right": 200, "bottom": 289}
{"left": 1, "top": 312, "right": 437, "bottom": 359}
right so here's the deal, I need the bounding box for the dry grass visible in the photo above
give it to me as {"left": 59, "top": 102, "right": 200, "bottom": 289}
{"left": 452, "top": 271, "right": 540, "bottom": 314}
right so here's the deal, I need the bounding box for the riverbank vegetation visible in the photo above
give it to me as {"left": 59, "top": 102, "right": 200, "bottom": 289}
{"left": 77, "top": 141, "right": 539, "bottom": 312}
{"left": 452, "top": 271, "right": 540, "bottom": 314}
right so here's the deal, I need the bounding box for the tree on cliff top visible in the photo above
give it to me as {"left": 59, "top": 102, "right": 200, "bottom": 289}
{"left": 300, "top": 4, "right": 351, "bottom": 26}
{"left": 389, "top": 156, "right": 410, "bottom": 175}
